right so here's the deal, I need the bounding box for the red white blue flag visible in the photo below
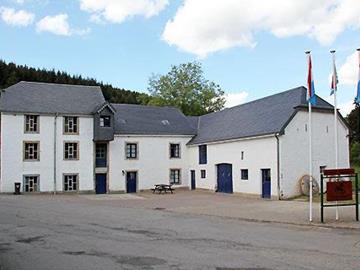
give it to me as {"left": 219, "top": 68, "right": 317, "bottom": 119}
{"left": 330, "top": 56, "right": 338, "bottom": 96}
{"left": 307, "top": 53, "right": 317, "bottom": 105}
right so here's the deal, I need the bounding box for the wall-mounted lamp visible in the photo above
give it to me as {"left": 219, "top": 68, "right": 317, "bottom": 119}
{"left": 122, "top": 170, "right": 125, "bottom": 176}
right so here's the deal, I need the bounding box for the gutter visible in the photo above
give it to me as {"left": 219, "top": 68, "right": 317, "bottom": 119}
{"left": 53, "top": 113, "right": 58, "bottom": 194}
{"left": 275, "top": 133, "right": 281, "bottom": 200}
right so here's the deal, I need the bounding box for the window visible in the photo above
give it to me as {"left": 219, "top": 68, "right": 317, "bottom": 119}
{"left": 199, "top": 145, "right": 207, "bottom": 164}
{"left": 241, "top": 151, "right": 244, "bottom": 160}
{"left": 64, "top": 174, "right": 78, "bottom": 191}
{"left": 170, "top": 143, "right": 180, "bottom": 158}
{"left": 64, "top": 116, "right": 78, "bottom": 134}
{"left": 100, "top": 116, "right": 111, "bottom": 127}
{"left": 96, "top": 144, "right": 107, "bottom": 167}
{"left": 170, "top": 169, "right": 181, "bottom": 185}
{"left": 201, "top": 170, "right": 206, "bottom": 179}
{"left": 23, "top": 175, "right": 39, "bottom": 192}
{"left": 24, "top": 142, "right": 39, "bottom": 161}
{"left": 241, "top": 169, "right": 249, "bottom": 180}
{"left": 25, "top": 115, "right": 39, "bottom": 133}
{"left": 126, "top": 143, "right": 138, "bottom": 159}
{"left": 96, "top": 144, "right": 106, "bottom": 159}
{"left": 64, "top": 142, "right": 79, "bottom": 160}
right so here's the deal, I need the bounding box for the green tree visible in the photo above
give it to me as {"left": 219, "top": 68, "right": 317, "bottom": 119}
{"left": 0, "top": 59, "right": 149, "bottom": 105}
{"left": 147, "top": 62, "right": 225, "bottom": 116}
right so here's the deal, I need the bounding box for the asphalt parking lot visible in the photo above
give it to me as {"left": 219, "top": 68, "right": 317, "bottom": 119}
{"left": 0, "top": 191, "right": 359, "bottom": 270}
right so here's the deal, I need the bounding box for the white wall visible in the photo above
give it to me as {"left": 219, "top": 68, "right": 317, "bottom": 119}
{"left": 279, "top": 110, "right": 350, "bottom": 198}
{"left": 108, "top": 136, "right": 193, "bottom": 192}
{"left": 187, "top": 136, "right": 279, "bottom": 197}
{"left": 0, "top": 113, "right": 94, "bottom": 193}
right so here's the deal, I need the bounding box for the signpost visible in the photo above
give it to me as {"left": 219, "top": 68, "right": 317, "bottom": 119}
{"left": 320, "top": 168, "right": 359, "bottom": 223}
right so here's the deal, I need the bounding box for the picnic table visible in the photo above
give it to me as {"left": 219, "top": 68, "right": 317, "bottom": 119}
{"left": 152, "top": 184, "right": 174, "bottom": 194}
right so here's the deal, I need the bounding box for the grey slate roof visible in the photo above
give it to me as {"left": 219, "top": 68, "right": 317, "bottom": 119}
{"left": 188, "top": 86, "right": 334, "bottom": 145}
{"left": 0, "top": 81, "right": 105, "bottom": 115}
{"left": 0, "top": 82, "right": 339, "bottom": 142}
{"left": 111, "top": 103, "right": 197, "bottom": 135}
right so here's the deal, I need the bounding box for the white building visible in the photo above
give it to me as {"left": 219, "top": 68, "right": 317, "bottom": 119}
{"left": 0, "top": 82, "right": 350, "bottom": 199}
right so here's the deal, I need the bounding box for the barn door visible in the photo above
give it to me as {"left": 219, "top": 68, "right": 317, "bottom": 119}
{"left": 217, "top": 164, "right": 233, "bottom": 193}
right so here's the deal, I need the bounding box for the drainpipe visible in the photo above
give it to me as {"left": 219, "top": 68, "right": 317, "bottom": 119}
{"left": 53, "top": 113, "right": 58, "bottom": 195}
{"left": 275, "top": 133, "right": 281, "bottom": 200}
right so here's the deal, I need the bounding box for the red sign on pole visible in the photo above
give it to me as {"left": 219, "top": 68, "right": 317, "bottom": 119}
{"left": 326, "top": 181, "right": 353, "bottom": 201}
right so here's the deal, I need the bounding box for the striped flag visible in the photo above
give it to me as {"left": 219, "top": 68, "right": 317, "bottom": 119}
{"left": 356, "top": 49, "right": 360, "bottom": 104}
{"left": 330, "top": 56, "right": 338, "bottom": 96}
{"left": 307, "top": 53, "right": 317, "bottom": 105}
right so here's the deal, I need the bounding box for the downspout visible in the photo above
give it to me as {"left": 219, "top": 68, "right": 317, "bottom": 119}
{"left": 53, "top": 113, "right": 58, "bottom": 195}
{"left": 275, "top": 133, "right": 281, "bottom": 200}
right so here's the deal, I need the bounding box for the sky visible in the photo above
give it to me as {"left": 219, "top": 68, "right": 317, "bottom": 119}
{"left": 1, "top": 0, "right": 360, "bottom": 116}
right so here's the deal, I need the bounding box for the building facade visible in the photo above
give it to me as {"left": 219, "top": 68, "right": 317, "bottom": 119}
{"left": 0, "top": 82, "right": 350, "bottom": 198}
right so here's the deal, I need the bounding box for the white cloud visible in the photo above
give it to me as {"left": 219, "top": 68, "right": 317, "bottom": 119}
{"left": 36, "top": 14, "right": 90, "bottom": 36}
{"left": 80, "top": 0, "right": 169, "bottom": 24}
{"left": 338, "top": 51, "right": 359, "bottom": 86}
{"left": 225, "top": 92, "right": 248, "bottom": 108}
{"left": 36, "top": 14, "right": 71, "bottom": 35}
{"left": 338, "top": 100, "right": 355, "bottom": 116}
{"left": 0, "top": 7, "right": 34, "bottom": 26}
{"left": 163, "top": 0, "right": 360, "bottom": 57}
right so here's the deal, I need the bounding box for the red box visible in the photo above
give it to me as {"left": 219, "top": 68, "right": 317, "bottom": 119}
{"left": 326, "top": 181, "right": 353, "bottom": 201}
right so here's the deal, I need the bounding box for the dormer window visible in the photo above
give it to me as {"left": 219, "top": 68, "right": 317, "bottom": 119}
{"left": 100, "top": 116, "right": 111, "bottom": 127}
{"left": 161, "top": 120, "right": 170, "bottom": 125}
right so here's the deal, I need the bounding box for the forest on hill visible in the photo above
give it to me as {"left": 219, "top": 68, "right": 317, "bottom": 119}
{"left": 0, "top": 60, "right": 150, "bottom": 105}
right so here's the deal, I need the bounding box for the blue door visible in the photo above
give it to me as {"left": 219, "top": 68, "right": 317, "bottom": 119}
{"left": 262, "top": 169, "right": 271, "bottom": 198}
{"left": 126, "top": 172, "right": 137, "bottom": 193}
{"left": 95, "top": 174, "right": 107, "bottom": 194}
{"left": 217, "top": 164, "right": 233, "bottom": 193}
{"left": 191, "top": 170, "right": 196, "bottom": 190}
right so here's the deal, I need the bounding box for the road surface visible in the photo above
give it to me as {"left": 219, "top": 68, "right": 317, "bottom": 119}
{"left": 0, "top": 195, "right": 359, "bottom": 270}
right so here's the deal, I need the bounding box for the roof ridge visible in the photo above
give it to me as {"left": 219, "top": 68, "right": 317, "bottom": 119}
{"left": 17, "top": 81, "right": 101, "bottom": 89}
{"left": 203, "top": 86, "right": 306, "bottom": 118}
{"left": 110, "top": 103, "right": 179, "bottom": 110}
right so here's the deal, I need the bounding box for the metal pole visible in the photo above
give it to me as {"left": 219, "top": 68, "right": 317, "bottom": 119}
{"left": 356, "top": 173, "right": 359, "bottom": 221}
{"left": 309, "top": 101, "right": 313, "bottom": 222}
{"left": 321, "top": 174, "right": 324, "bottom": 223}
{"left": 306, "top": 51, "right": 313, "bottom": 222}
{"left": 330, "top": 50, "right": 339, "bottom": 220}
{"left": 53, "top": 113, "right": 58, "bottom": 195}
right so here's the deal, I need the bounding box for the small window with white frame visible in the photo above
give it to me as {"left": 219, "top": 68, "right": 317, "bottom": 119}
{"left": 64, "top": 142, "right": 79, "bottom": 160}
{"left": 170, "top": 143, "right": 180, "bottom": 158}
{"left": 63, "top": 174, "right": 78, "bottom": 191}
{"left": 64, "top": 116, "right": 79, "bottom": 134}
{"left": 100, "top": 116, "right": 111, "bottom": 127}
{"left": 170, "top": 169, "right": 181, "bottom": 185}
{"left": 241, "top": 169, "right": 248, "bottom": 180}
{"left": 24, "top": 142, "right": 40, "bottom": 161}
{"left": 24, "top": 115, "right": 39, "bottom": 133}
{"left": 201, "top": 170, "right": 206, "bottom": 179}
{"left": 23, "top": 175, "right": 39, "bottom": 192}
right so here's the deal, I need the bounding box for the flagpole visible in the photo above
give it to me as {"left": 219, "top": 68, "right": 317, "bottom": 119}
{"left": 330, "top": 50, "right": 339, "bottom": 220}
{"left": 306, "top": 51, "right": 313, "bottom": 222}
{"left": 357, "top": 49, "right": 360, "bottom": 144}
